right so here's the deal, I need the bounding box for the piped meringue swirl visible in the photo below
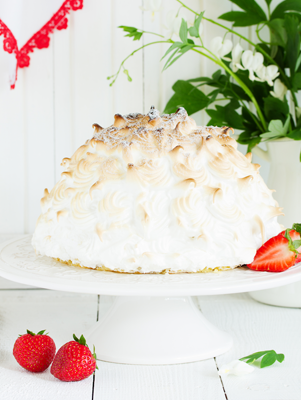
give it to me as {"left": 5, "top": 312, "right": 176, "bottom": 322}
{"left": 32, "top": 107, "right": 282, "bottom": 273}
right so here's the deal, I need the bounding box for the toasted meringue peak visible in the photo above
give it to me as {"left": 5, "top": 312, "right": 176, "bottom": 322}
{"left": 32, "top": 107, "right": 282, "bottom": 273}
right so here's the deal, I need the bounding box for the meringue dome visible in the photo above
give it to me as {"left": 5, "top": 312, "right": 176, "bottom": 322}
{"left": 32, "top": 106, "right": 282, "bottom": 273}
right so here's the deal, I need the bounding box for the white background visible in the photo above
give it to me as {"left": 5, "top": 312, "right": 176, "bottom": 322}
{"left": 0, "top": 0, "right": 273, "bottom": 234}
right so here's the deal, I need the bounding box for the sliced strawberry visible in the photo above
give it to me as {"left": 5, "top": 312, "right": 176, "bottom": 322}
{"left": 278, "top": 230, "right": 301, "bottom": 264}
{"left": 247, "top": 235, "right": 296, "bottom": 272}
{"left": 278, "top": 229, "right": 300, "bottom": 241}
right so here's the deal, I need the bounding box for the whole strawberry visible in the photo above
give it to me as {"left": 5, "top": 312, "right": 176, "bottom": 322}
{"left": 51, "top": 334, "right": 97, "bottom": 381}
{"left": 13, "top": 329, "right": 56, "bottom": 372}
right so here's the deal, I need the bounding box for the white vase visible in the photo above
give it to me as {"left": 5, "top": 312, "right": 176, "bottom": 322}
{"left": 249, "top": 139, "right": 301, "bottom": 307}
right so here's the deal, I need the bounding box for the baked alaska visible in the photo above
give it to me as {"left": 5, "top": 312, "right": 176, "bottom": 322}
{"left": 32, "top": 106, "right": 282, "bottom": 274}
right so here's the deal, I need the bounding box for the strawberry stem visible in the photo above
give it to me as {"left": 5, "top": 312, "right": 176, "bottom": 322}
{"left": 73, "top": 334, "right": 87, "bottom": 346}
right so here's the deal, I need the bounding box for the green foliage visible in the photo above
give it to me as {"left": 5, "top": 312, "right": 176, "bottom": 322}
{"left": 189, "top": 12, "right": 205, "bottom": 37}
{"left": 164, "top": 80, "right": 210, "bottom": 115}
{"left": 119, "top": 26, "right": 143, "bottom": 41}
{"left": 240, "top": 350, "right": 285, "bottom": 368}
{"left": 219, "top": 0, "right": 267, "bottom": 26}
{"left": 284, "top": 15, "right": 300, "bottom": 76}
{"left": 111, "top": 0, "right": 301, "bottom": 157}
{"left": 271, "top": 0, "right": 301, "bottom": 20}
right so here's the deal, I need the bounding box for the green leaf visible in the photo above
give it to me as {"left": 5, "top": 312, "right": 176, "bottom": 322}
{"left": 263, "top": 97, "right": 289, "bottom": 121}
{"left": 293, "top": 240, "right": 301, "bottom": 248}
{"left": 219, "top": 11, "right": 265, "bottom": 26}
{"left": 247, "top": 137, "right": 262, "bottom": 152}
{"left": 27, "top": 330, "right": 35, "bottom": 336}
{"left": 265, "top": 0, "right": 273, "bottom": 5}
{"left": 267, "top": 19, "right": 287, "bottom": 47}
{"left": 189, "top": 11, "right": 205, "bottom": 37}
{"left": 206, "top": 100, "right": 244, "bottom": 129}
{"left": 292, "top": 73, "right": 301, "bottom": 90}
{"left": 228, "top": 0, "right": 267, "bottom": 19}
{"left": 164, "top": 80, "right": 210, "bottom": 115}
{"left": 284, "top": 15, "right": 300, "bottom": 76}
{"left": 287, "top": 128, "right": 301, "bottom": 140}
{"left": 261, "top": 351, "right": 277, "bottom": 368}
{"left": 79, "top": 334, "right": 87, "bottom": 346}
{"left": 240, "top": 350, "right": 285, "bottom": 369}
{"left": 276, "top": 353, "right": 285, "bottom": 363}
{"left": 37, "top": 330, "right": 46, "bottom": 335}
{"left": 268, "top": 119, "right": 285, "bottom": 135}
{"left": 292, "top": 223, "right": 301, "bottom": 234}
{"left": 161, "top": 42, "right": 182, "bottom": 61}
{"left": 271, "top": 0, "right": 301, "bottom": 20}
{"left": 118, "top": 26, "right": 143, "bottom": 41}
{"left": 179, "top": 19, "right": 188, "bottom": 43}
{"left": 240, "top": 350, "right": 269, "bottom": 362}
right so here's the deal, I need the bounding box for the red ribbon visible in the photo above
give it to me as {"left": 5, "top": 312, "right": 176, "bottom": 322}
{"left": 0, "top": 0, "right": 83, "bottom": 89}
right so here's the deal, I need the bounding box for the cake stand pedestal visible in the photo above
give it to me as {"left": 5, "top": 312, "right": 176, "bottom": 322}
{"left": 1, "top": 236, "right": 301, "bottom": 365}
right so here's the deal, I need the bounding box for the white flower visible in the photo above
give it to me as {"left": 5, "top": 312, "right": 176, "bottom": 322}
{"left": 231, "top": 43, "right": 243, "bottom": 72}
{"left": 210, "top": 37, "right": 233, "bottom": 60}
{"left": 165, "top": 10, "right": 182, "bottom": 38}
{"left": 270, "top": 79, "right": 287, "bottom": 100}
{"left": 296, "top": 107, "right": 301, "bottom": 118}
{"left": 254, "top": 64, "right": 279, "bottom": 86}
{"left": 236, "top": 50, "right": 264, "bottom": 81}
{"left": 141, "top": 0, "right": 162, "bottom": 20}
{"left": 265, "top": 65, "right": 279, "bottom": 86}
{"left": 219, "top": 360, "right": 255, "bottom": 376}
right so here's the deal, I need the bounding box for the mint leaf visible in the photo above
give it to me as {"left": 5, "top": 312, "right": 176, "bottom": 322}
{"left": 240, "top": 350, "right": 285, "bottom": 368}
{"left": 261, "top": 351, "right": 277, "bottom": 368}
{"left": 276, "top": 353, "right": 285, "bottom": 363}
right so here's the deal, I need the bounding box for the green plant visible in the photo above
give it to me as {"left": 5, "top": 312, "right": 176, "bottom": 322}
{"left": 109, "top": 0, "right": 301, "bottom": 153}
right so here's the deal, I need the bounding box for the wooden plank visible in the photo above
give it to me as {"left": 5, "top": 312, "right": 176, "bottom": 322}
{"left": 23, "top": 43, "right": 55, "bottom": 234}
{"left": 52, "top": 26, "right": 73, "bottom": 182}
{"left": 0, "top": 290, "right": 97, "bottom": 400}
{"left": 0, "top": 45, "right": 25, "bottom": 234}
{"left": 70, "top": 0, "right": 114, "bottom": 151}
{"left": 94, "top": 295, "right": 225, "bottom": 400}
{"left": 199, "top": 293, "right": 301, "bottom": 400}
{"left": 0, "top": 235, "right": 34, "bottom": 291}
{"left": 110, "top": 0, "right": 144, "bottom": 116}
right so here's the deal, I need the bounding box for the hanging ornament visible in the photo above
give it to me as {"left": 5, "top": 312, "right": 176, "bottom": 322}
{"left": 0, "top": 0, "right": 83, "bottom": 89}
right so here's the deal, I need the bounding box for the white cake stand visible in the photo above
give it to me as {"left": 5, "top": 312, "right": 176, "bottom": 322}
{"left": 1, "top": 235, "right": 301, "bottom": 365}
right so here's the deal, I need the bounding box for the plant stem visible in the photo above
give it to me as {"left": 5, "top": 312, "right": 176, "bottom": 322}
{"left": 142, "top": 30, "right": 165, "bottom": 38}
{"left": 192, "top": 47, "right": 267, "bottom": 130}
{"left": 109, "top": 40, "right": 170, "bottom": 85}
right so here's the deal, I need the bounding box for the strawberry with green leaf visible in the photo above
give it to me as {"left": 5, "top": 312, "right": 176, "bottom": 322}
{"left": 13, "top": 329, "right": 56, "bottom": 372}
{"left": 51, "top": 334, "right": 97, "bottom": 382}
{"left": 247, "top": 226, "right": 301, "bottom": 272}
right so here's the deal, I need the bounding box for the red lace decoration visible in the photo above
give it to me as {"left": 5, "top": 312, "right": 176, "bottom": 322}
{"left": 0, "top": 0, "right": 83, "bottom": 89}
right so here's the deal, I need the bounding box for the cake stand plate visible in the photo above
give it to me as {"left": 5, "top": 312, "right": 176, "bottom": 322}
{"left": 1, "top": 236, "right": 301, "bottom": 365}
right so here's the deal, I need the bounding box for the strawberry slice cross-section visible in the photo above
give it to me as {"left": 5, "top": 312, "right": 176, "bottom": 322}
{"left": 247, "top": 235, "right": 296, "bottom": 272}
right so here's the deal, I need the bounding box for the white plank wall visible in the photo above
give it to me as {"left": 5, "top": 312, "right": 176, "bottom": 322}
{"left": 0, "top": 0, "right": 277, "bottom": 234}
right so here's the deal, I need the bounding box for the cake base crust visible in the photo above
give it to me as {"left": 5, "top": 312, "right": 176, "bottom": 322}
{"left": 54, "top": 257, "right": 236, "bottom": 274}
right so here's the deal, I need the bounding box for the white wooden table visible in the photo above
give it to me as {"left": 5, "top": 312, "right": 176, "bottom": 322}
{"left": 1, "top": 234, "right": 300, "bottom": 400}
